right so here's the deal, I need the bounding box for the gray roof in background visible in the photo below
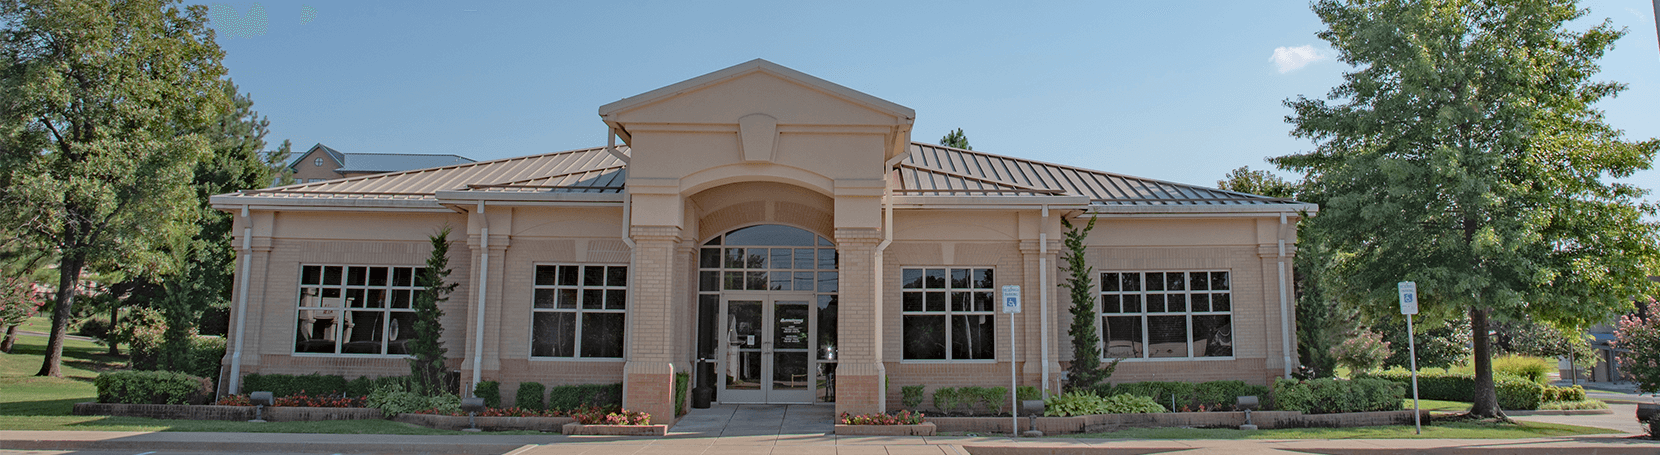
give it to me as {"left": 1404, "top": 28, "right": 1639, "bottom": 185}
{"left": 219, "top": 142, "right": 1302, "bottom": 210}
{"left": 336, "top": 153, "right": 476, "bottom": 173}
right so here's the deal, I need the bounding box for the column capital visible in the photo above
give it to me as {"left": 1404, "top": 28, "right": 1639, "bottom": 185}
{"left": 834, "top": 227, "right": 881, "bottom": 245}
{"left": 1018, "top": 239, "right": 1062, "bottom": 254}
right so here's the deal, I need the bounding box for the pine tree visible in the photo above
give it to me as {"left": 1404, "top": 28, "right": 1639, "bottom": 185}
{"left": 940, "top": 128, "right": 971, "bottom": 150}
{"left": 410, "top": 227, "right": 458, "bottom": 395}
{"left": 1060, "top": 216, "right": 1115, "bottom": 392}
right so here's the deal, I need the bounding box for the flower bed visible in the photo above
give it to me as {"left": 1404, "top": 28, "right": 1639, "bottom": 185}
{"left": 558, "top": 407, "right": 663, "bottom": 436}
{"left": 216, "top": 393, "right": 366, "bottom": 408}
{"left": 927, "top": 409, "right": 1428, "bottom": 434}
{"left": 393, "top": 413, "right": 575, "bottom": 431}
{"left": 834, "top": 411, "right": 934, "bottom": 436}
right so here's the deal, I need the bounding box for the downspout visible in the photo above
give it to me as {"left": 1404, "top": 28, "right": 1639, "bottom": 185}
{"left": 471, "top": 201, "right": 489, "bottom": 394}
{"left": 228, "top": 206, "right": 252, "bottom": 395}
{"left": 610, "top": 128, "right": 635, "bottom": 404}
{"left": 874, "top": 169, "right": 894, "bottom": 412}
{"left": 1040, "top": 205, "right": 1050, "bottom": 395}
{"left": 1277, "top": 213, "right": 1292, "bottom": 377}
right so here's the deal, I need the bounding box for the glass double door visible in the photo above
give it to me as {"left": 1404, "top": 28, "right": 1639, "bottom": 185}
{"left": 719, "top": 294, "right": 816, "bottom": 403}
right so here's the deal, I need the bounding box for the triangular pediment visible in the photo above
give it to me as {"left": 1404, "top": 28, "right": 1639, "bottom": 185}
{"left": 598, "top": 59, "right": 915, "bottom": 130}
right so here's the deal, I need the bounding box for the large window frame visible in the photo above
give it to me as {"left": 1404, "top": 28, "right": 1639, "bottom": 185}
{"left": 530, "top": 264, "right": 628, "bottom": 360}
{"left": 1098, "top": 270, "right": 1234, "bottom": 361}
{"left": 294, "top": 264, "right": 422, "bottom": 356}
{"left": 900, "top": 267, "right": 997, "bottom": 362}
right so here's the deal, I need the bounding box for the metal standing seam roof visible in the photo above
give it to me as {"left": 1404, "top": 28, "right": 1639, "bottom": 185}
{"left": 898, "top": 143, "right": 1301, "bottom": 206}
{"left": 220, "top": 142, "right": 1298, "bottom": 208}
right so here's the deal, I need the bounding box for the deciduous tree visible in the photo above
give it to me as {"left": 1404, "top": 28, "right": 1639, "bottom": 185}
{"left": 1275, "top": 0, "right": 1659, "bottom": 418}
{"left": 0, "top": 0, "right": 231, "bottom": 377}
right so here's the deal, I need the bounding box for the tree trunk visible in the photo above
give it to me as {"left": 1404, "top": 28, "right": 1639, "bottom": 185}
{"left": 1, "top": 325, "right": 16, "bottom": 353}
{"left": 1467, "top": 306, "right": 1505, "bottom": 418}
{"left": 106, "top": 304, "right": 119, "bottom": 356}
{"left": 36, "top": 255, "right": 85, "bottom": 378}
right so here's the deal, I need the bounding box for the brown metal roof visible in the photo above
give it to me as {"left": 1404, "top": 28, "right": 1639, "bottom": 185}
{"left": 221, "top": 142, "right": 1295, "bottom": 208}
{"left": 899, "top": 143, "right": 1299, "bottom": 206}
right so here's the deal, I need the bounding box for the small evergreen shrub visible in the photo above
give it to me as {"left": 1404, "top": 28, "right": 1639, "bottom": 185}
{"left": 180, "top": 336, "right": 226, "bottom": 383}
{"left": 1369, "top": 370, "right": 1545, "bottom": 409}
{"left": 95, "top": 370, "right": 214, "bottom": 405}
{"left": 241, "top": 373, "right": 405, "bottom": 398}
{"left": 675, "top": 372, "right": 690, "bottom": 417}
{"left": 1495, "top": 378, "right": 1545, "bottom": 411}
{"left": 1272, "top": 378, "right": 1403, "bottom": 414}
{"left": 932, "top": 387, "right": 963, "bottom": 414}
{"left": 1538, "top": 399, "right": 1608, "bottom": 411}
{"left": 1015, "top": 385, "right": 1040, "bottom": 402}
{"left": 546, "top": 383, "right": 623, "bottom": 411}
{"left": 1110, "top": 381, "right": 1197, "bottom": 411}
{"left": 1195, "top": 380, "right": 1272, "bottom": 411}
{"left": 1042, "top": 391, "right": 1164, "bottom": 416}
{"left": 515, "top": 382, "right": 546, "bottom": 411}
{"left": 978, "top": 386, "right": 1008, "bottom": 414}
{"left": 365, "top": 382, "right": 460, "bottom": 417}
{"left": 1329, "top": 330, "right": 1391, "bottom": 375}
{"left": 901, "top": 385, "right": 926, "bottom": 409}
{"left": 474, "top": 380, "right": 502, "bottom": 408}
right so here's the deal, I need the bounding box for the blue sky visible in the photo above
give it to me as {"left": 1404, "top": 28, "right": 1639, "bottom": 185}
{"left": 204, "top": 1, "right": 1660, "bottom": 195}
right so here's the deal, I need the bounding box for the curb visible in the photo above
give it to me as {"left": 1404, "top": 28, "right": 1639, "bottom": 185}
{"left": 1504, "top": 408, "right": 1616, "bottom": 416}
{"left": 0, "top": 438, "right": 534, "bottom": 455}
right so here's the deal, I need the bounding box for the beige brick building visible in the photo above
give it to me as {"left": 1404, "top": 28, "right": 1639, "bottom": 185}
{"left": 210, "top": 60, "right": 1314, "bottom": 425}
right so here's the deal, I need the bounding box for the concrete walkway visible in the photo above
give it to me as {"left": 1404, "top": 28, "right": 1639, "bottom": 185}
{"left": 668, "top": 404, "right": 836, "bottom": 438}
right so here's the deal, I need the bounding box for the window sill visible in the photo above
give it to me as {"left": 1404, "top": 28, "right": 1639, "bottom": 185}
{"left": 1105, "top": 356, "right": 1237, "bottom": 362}
{"left": 898, "top": 359, "right": 999, "bottom": 364}
{"left": 289, "top": 353, "right": 414, "bottom": 359}
{"left": 529, "top": 357, "right": 626, "bottom": 362}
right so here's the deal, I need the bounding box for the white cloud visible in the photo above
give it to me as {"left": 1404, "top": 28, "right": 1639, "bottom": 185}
{"left": 1270, "top": 45, "right": 1326, "bottom": 74}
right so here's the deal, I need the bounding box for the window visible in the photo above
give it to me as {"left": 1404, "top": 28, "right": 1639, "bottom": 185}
{"left": 901, "top": 268, "right": 996, "bottom": 360}
{"left": 697, "top": 225, "right": 838, "bottom": 361}
{"left": 1100, "top": 271, "right": 1233, "bottom": 359}
{"left": 531, "top": 264, "right": 626, "bottom": 358}
{"left": 314, "top": 157, "right": 324, "bottom": 167}
{"left": 295, "top": 265, "right": 421, "bottom": 355}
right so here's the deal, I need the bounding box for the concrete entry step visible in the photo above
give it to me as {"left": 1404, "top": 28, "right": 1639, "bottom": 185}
{"left": 670, "top": 404, "right": 835, "bottom": 438}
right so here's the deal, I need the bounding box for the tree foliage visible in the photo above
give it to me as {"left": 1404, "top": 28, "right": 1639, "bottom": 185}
{"left": 940, "top": 128, "right": 971, "bottom": 150}
{"left": 1613, "top": 300, "right": 1660, "bottom": 394}
{"left": 0, "top": 0, "right": 232, "bottom": 377}
{"left": 1216, "top": 166, "right": 1298, "bottom": 199}
{"left": 1274, "top": 0, "right": 1660, "bottom": 417}
{"left": 411, "top": 227, "right": 457, "bottom": 396}
{"left": 1060, "top": 216, "right": 1114, "bottom": 392}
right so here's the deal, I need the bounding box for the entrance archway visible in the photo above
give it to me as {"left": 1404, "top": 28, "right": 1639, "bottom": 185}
{"left": 694, "top": 224, "right": 838, "bottom": 404}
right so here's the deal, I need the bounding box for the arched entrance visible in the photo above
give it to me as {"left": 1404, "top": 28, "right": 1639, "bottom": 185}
{"left": 695, "top": 224, "right": 837, "bottom": 404}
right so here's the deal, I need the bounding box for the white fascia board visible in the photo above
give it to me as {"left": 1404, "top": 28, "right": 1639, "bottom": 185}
{"left": 209, "top": 195, "right": 444, "bottom": 211}
{"left": 889, "top": 195, "right": 1092, "bottom": 209}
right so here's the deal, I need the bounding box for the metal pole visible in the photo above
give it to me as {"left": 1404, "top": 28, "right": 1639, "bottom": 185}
{"left": 1010, "top": 311, "right": 1018, "bottom": 436}
{"left": 1408, "top": 313, "right": 1421, "bottom": 435}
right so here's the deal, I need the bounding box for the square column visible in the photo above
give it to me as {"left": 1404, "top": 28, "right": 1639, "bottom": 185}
{"left": 624, "top": 225, "right": 680, "bottom": 424}
{"left": 834, "top": 227, "right": 884, "bottom": 414}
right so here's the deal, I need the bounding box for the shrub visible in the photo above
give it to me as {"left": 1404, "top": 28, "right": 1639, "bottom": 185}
{"left": 110, "top": 308, "right": 167, "bottom": 370}
{"left": 473, "top": 380, "right": 501, "bottom": 408}
{"left": 1368, "top": 370, "right": 1545, "bottom": 410}
{"left": 1195, "top": 380, "right": 1272, "bottom": 411}
{"left": 1016, "top": 385, "right": 1040, "bottom": 402}
{"left": 74, "top": 317, "right": 112, "bottom": 340}
{"left": 95, "top": 370, "right": 213, "bottom": 405}
{"left": 901, "top": 385, "right": 926, "bottom": 409}
{"left": 273, "top": 394, "right": 366, "bottom": 408}
{"left": 932, "top": 387, "right": 963, "bottom": 414}
{"left": 1547, "top": 385, "right": 1586, "bottom": 402}
{"left": 1272, "top": 378, "right": 1403, "bottom": 414}
{"left": 1492, "top": 355, "right": 1553, "bottom": 384}
{"left": 365, "top": 382, "right": 460, "bottom": 417}
{"left": 546, "top": 383, "right": 623, "bottom": 411}
{"left": 1495, "top": 379, "right": 1544, "bottom": 411}
{"left": 978, "top": 386, "right": 1008, "bottom": 414}
{"left": 839, "top": 410, "right": 925, "bottom": 425}
{"left": 241, "top": 373, "right": 348, "bottom": 397}
{"left": 1538, "top": 399, "right": 1609, "bottom": 411}
{"left": 166, "top": 336, "right": 225, "bottom": 385}
{"left": 345, "top": 375, "right": 409, "bottom": 398}
{"left": 1329, "top": 330, "right": 1391, "bottom": 375}
{"left": 1110, "top": 381, "right": 1196, "bottom": 411}
{"left": 674, "top": 372, "right": 689, "bottom": 417}
{"left": 570, "top": 404, "right": 649, "bottom": 425}
{"left": 515, "top": 382, "right": 546, "bottom": 411}
{"left": 1043, "top": 391, "right": 1165, "bottom": 416}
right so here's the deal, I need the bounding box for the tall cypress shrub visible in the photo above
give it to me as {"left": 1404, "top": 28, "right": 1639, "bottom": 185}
{"left": 1060, "top": 216, "right": 1114, "bottom": 392}
{"left": 410, "top": 227, "right": 458, "bottom": 395}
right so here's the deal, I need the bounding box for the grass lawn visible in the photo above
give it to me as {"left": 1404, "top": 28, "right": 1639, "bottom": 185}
{"left": 1067, "top": 420, "right": 1617, "bottom": 439}
{"left": 1407, "top": 398, "right": 1472, "bottom": 412}
{"left": 1, "top": 317, "right": 122, "bottom": 416}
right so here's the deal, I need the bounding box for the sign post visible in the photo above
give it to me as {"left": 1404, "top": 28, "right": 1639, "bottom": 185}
{"left": 1398, "top": 281, "right": 1421, "bottom": 435}
{"left": 1002, "top": 285, "right": 1021, "bottom": 436}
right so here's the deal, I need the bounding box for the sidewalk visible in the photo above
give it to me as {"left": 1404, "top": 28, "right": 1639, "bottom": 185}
{"left": 2, "top": 429, "right": 1654, "bottom": 454}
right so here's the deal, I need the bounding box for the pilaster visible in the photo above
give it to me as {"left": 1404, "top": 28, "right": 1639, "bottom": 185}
{"left": 834, "top": 227, "right": 884, "bottom": 414}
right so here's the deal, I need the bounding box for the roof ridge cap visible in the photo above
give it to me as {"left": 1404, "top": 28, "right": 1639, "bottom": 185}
{"left": 256, "top": 145, "right": 625, "bottom": 193}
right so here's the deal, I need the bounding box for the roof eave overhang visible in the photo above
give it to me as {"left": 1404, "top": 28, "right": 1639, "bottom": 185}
{"left": 1084, "top": 203, "right": 1319, "bottom": 216}
{"left": 433, "top": 190, "right": 625, "bottom": 206}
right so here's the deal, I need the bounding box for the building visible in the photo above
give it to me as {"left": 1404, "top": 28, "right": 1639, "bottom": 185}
{"left": 287, "top": 143, "right": 476, "bottom": 183}
{"left": 210, "top": 59, "right": 1314, "bottom": 423}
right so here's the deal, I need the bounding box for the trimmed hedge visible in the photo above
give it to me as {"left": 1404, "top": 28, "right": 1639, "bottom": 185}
{"left": 1544, "top": 385, "right": 1586, "bottom": 402}
{"left": 1097, "top": 380, "right": 1270, "bottom": 411}
{"left": 96, "top": 370, "right": 214, "bottom": 405}
{"left": 1272, "top": 378, "right": 1403, "bottom": 414}
{"left": 515, "top": 381, "right": 546, "bottom": 411}
{"left": 239, "top": 373, "right": 407, "bottom": 398}
{"left": 474, "top": 380, "right": 502, "bottom": 408}
{"left": 547, "top": 383, "right": 622, "bottom": 411}
{"left": 1369, "top": 371, "right": 1545, "bottom": 410}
